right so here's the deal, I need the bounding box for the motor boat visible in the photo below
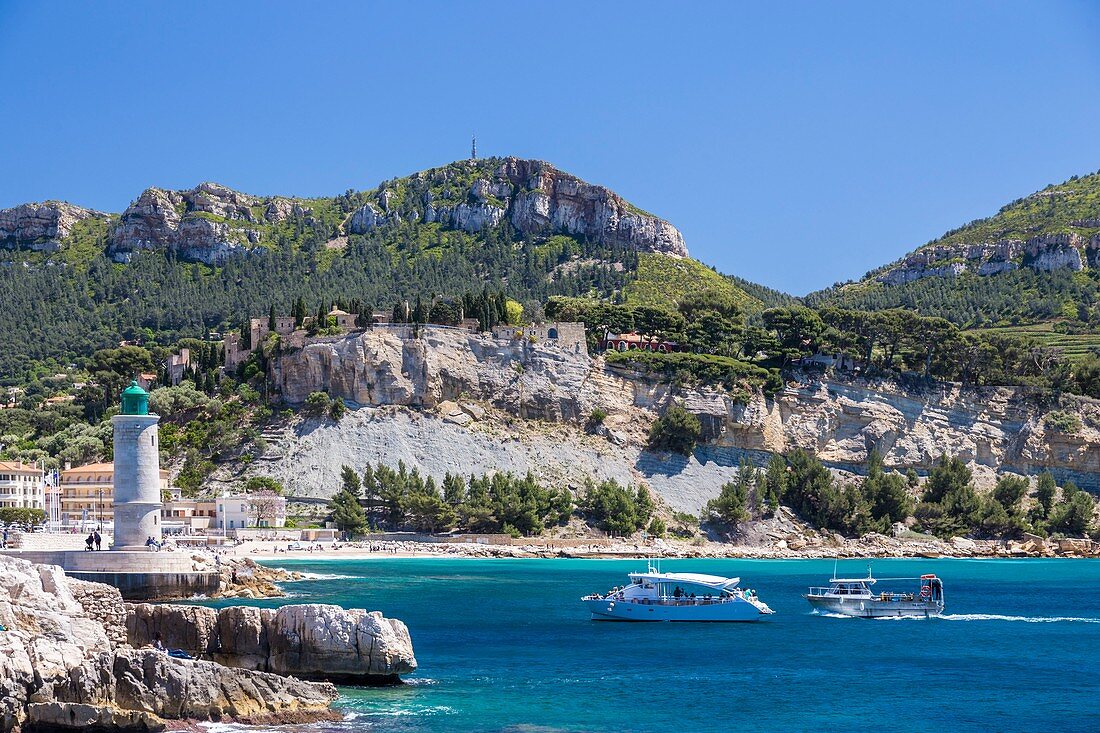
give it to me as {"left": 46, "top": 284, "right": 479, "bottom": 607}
{"left": 582, "top": 565, "right": 774, "bottom": 622}
{"left": 805, "top": 566, "right": 944, "bottom": 618}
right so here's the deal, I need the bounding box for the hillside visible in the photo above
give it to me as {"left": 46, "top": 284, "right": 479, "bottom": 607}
{"left": 808, "top": 169, "right": 1100, "bottom": 334}
{"left": 0, "top": 157, "right": 766, "bottom": 380}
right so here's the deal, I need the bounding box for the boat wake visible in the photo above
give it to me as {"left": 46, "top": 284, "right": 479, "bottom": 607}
{"left": 940, "top": 614, "right": 1100, "bottom": 624}
{"left": 286, "top": 572, "right": 360, "bottom": 581}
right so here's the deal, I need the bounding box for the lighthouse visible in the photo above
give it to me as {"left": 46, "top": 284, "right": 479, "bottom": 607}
{"left": 110, "top": 381, "right": 163, "bottom": 549}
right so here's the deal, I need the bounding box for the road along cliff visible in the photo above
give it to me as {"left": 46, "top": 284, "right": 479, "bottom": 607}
{"left": 255, "top": 328, "right": 1100, "bottom": 511}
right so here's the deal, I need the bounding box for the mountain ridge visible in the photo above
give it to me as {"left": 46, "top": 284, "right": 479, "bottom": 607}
{"left": 0, "top": 157, "right": 689, "bottom": 265}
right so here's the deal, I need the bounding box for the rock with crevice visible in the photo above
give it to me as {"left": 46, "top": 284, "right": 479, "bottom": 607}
{"left": 125, "top": 602, "right": 417, "bottom": 684}
{"left": 0, "top": 555, "right": 340, "bottom": 732}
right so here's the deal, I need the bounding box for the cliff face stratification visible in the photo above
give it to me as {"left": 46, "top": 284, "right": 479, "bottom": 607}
{"left": 347, "top": 157, "right": 688, "bottom": 256}
{"left": 0, "top": 202, "right": 106, "bottom": 252}
{"left": 262, "top": 328, "right": 1100, "bottom": 511}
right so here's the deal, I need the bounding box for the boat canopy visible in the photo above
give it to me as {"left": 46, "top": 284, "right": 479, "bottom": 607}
{"left": 830, "top": 577, "right": 876, "bottom": 585}
{"left": 628, "top": 572, "right": 740, "bottom": 589}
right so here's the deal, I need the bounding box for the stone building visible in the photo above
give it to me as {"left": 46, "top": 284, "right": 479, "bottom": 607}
{"left": 492, "top": 322, "right": 588, "bottom": 355}
{"left": 166, "top": 348, "right": 191, "bottom": 385}
{"left": 224, "top": 307, "right": 363, "bottom": 371}
{"left": 0, "top": 461, "right": 45, "bottom": 510}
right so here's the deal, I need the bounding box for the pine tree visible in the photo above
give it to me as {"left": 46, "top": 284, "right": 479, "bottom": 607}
{"left": 330, "top": 487, "right": 368, "bottom": 536}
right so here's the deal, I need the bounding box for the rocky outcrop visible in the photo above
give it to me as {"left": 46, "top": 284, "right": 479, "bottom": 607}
{"left": 0, "top": 202, "right": 105, "bottom": 252}
{"left": 126, "top": 602, "right": 417, "bottom": 684}
{"left": 877, "top": 232, "right": 1099, "bottom": 285}
{"left": 347, "top": 157, "right": 688, "bottom": 256}
{"left": 8, "top": 158, "right": 686, "bottom": 264}
{"left": 0, "top": 555, "right": 339, "bottom": 732}
{"left": 262, "top": 327, "right": 1100, "bottom": 510}
{"left": 106, "top": 183, "right": 312, "bottom": 265}
{"left": 273, "top": 327, "right": 605, "bottom": 422}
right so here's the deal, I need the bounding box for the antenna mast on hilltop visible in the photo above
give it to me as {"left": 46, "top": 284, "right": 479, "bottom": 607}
{"left": 471, "top": 134, "right": 477, "bottom": 160}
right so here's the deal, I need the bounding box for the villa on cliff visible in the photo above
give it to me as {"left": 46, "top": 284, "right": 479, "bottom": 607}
{"left": 600, "top": 330, "right": 681, "bottom": 353}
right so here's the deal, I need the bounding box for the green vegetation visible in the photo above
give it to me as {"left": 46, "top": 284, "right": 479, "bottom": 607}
{"left": 329, "top": 465, "right": 369, "bottom": 535}
{"left": 910, "top": 458, "right": 1096, "bottom": 539}
{"left": 704, "top": 460, "right": 755, "bottom": 530}
{"left": 1044, "top": 410, "right": 1082, "bottom": 434}
{"left": 355, "top": 461, "right": 573, "bottom": 536}
{"left": 621, "top": 253, "right": 762, "bottom": 314}
{"left": 579, "top": 479, "right": 654, "bottom": 536}
{"left": 929, "top": 170, "right": 1100, "bottom": 249}
{"left": 607, "top": 350, "right": 772, "bottom": 395}
{"left": 808, "top": 170, "right": 1100, "bottom": 341}
{"left": 808, "top": 269, "right": 1100, "bottom": 339}
{"left": 647, "top": 405, "right": 702, "bottom": 455}
{"left": 0, "top": 507, "right": 46, "bottom": 526}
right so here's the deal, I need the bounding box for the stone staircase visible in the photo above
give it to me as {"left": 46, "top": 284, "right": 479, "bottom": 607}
{"left": 256, "top": 425, "right": 293, "bottom": 463}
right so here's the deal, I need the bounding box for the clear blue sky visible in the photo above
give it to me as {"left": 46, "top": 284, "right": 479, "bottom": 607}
{"left": 2, "top": 1, "right": 1100, "bottom": 295}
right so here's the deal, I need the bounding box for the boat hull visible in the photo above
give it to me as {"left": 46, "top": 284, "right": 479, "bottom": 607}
{"left": 806, "top": 595, "right": 944, "bottom": 618}
{"left": 584, "top": 598, "right": 768, "bottom": 622}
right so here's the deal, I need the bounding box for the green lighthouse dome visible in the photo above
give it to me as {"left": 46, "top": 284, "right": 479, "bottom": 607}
{"left": 120, "top": 380, "right": 150, "bottom": 415}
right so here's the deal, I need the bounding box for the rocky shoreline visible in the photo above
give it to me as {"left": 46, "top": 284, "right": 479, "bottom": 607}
{"left": 0, "top": 555, "right": 416, "bottom": 732}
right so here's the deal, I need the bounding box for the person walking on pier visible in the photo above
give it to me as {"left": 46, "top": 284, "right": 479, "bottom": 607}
{"left": 93, "top": 531, "right": 102, "bottom": 551}
{"left": 85, "top": 533, "right": 94, "bottom": 551}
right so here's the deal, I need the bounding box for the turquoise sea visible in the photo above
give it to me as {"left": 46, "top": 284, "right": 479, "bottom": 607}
{"left": 207, "top": 558, "right": 1100, "bottom": 733}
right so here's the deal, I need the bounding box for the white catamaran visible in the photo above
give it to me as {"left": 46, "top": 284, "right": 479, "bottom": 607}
{"left": 582, "top": 565, "right": 774, "bottom": 622}
{"left": 805, "top": 564, "right": 945, "bottom": 618}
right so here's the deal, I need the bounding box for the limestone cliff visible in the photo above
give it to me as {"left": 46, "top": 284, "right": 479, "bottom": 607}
{"left": 258, "top": 328, "right": 1100, "bottom": 512}
{"left": 3, "top": 158, "right": 687, "bottom": 265}
{"left": 126, "top": 601, "right": 416, "bottom": 684}
{"left": 867, "top": 171, "right": 1100, "bottom": 285}
{"left": 347, "top": 157, "right": 688, "bottom": 256}
{"left": 106, "top": 182, "right": 312, "bottom": 265}
{"left": 876, "top": 232, "right": 1099, "bottom": 285}
{"left": 0, "top": 555, "right": 339, "bottom": 732}
{"left": 0, "top": 202, "right": 106, "bottom": 252}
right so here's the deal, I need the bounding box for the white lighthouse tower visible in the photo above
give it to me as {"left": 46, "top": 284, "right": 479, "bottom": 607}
{"left": 110, "top": 381, "right": 163, "bottom": 549}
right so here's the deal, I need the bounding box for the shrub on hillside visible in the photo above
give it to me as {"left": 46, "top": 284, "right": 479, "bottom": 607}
{"left": 647, "top": 405, "right": 701, "bottom": 455}
{"left": 1044, "top": 410, "right": 1082, "bottom": 434}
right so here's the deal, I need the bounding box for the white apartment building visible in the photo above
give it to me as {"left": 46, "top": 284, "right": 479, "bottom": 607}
{"left": 216, "top": 492, "right": 287, "bottom": 530}
{"left": 0, "top": 461, "right": 45, "bottom": 510}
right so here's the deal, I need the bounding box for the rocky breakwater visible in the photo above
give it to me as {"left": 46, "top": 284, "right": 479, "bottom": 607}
{"left": 0, "top": 202, "right": 106, "bottom": 252}
{"left": 0, "top": 554, "right": 339, "bottom": 732}
{"left": 126, "top": 602, "right": 417, "bottom": 685}
{"left": 347, "top": 156, "right": 688, "bottom": 256}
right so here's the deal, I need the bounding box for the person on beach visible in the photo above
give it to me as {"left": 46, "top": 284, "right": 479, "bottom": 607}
{"left": 93, "top": 531, "right": 102, "bottom": 551}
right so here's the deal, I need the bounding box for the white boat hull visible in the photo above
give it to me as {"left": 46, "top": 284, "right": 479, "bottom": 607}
{"left": 584, "top": 597, "right": 769, "bottom": 622}
{"left": 806, "top": 595, "right": 944, "bottom": 618}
